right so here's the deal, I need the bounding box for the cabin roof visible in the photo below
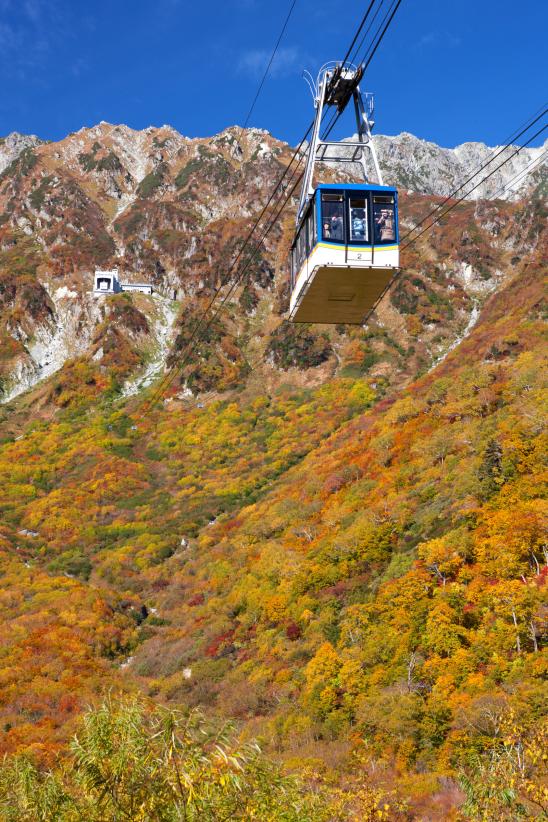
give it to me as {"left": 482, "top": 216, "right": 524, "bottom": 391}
{"left": 315, "top": 183, "right": 398, "bottom": 192}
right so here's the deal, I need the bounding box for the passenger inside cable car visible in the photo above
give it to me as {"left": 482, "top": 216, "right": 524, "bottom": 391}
{"left": 350, "top": 200, "right": 367, "bottom": 241}
{"left": 373, "top": 196, "right": 395, "bottom": 243}
{"left": 322, "top": 193, "right": 344, "bottom": 241}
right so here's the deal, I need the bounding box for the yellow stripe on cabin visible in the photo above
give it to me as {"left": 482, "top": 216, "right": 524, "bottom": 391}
{"left": 316, "top": 242, "right": 399, "bottom": 251}
{"left": 294, "top": 243, "right": 400, "bottom": 284}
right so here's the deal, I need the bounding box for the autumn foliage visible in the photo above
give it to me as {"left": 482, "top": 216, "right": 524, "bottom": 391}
{"left": 0, "top": 132, "right": 545, "bottom": 817}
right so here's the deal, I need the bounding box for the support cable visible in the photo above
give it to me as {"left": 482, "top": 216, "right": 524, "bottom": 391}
{"left": 401, "top": 122, "right": 547, "bottom": 250}
{"left": 356, "top": 142, "right": 548, "bottom": 330}
{"left": 349, "top": 0, "right": 389, "bottom": 66}
{"left": 141, "top": 142, "right": 313, "bottom": 411}
{"left": 143, "top": 167, "right": 306, "bottom": 408}
{"left": 401, "top": 106, "right": 548, "bottom": 244}
{"left": 338, "top": 0, "right": 378, "bottom": 68}
{"left": 139, "top": 131, "right": 311, "bottom": 411}
{"left": 320, "top": 0, "right": 401, "bottom": 142}
{"left": 241, "top": 0, "right": 298, "bottom": 130}
{"left": 136, "top": 1, "right": 401, "bottom": 414}
{"left": 361, "top": 0, "right": 402, "bottom": 75}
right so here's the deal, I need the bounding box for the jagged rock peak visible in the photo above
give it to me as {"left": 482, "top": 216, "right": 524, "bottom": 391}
{"left": 0, "top": 132, "right": 43, "bottom": 174}
{"left": 371, "top": 132, "right": 547, "bottom": 200}
{"left": 0, "top": 131, "right": 42, "bottom": 145}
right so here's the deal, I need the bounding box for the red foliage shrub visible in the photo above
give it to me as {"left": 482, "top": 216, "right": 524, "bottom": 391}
{"left": 204, "top": 630, "right": 235, "bottom": 658}
{"left": 285, "top": 622, "right": 301, "bottom": 641}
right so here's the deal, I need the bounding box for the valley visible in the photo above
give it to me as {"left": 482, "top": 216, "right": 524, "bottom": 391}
{"left": 0, "top": 122, "right": 546, "bottom": 820}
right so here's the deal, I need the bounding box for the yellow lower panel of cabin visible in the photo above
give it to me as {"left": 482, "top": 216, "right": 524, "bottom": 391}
{"left": 290, "top": 265, "right": 396, "bottom": 324}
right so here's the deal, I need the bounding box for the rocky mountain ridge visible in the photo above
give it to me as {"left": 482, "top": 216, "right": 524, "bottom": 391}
{"left": 372, "top": 131, "right": 546, "bottom": 199}
{"left": 2, "top": 124, "right": 545, "bottom": 198}
{"left": 0, "top": 132, "right": 43, "bottom": 175}
{"left": 0, "top": 121, "right": 545, "bottom": 409}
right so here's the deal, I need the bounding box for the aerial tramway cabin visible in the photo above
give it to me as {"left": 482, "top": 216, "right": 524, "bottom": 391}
{"left": 289, "top": 183, "right": 399, "bottom": 323}
{"left": 288, "top": 61, "right": 400, "bottom": 324}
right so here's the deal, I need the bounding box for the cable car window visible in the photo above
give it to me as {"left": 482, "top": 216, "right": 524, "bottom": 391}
{"left": 349, "top": 197, "right": 368, "bottom": 242}
{"left": 321, "top": 193, "right": 344, "bottom": 242}
{"left": 306, "top": 205, "right": 316, "bottom": 253}
{"left": 297, "top": 223, "right": 306, "bottom": 269}
{"left": 373, "top": 195, "right": 396, "bottom": 244}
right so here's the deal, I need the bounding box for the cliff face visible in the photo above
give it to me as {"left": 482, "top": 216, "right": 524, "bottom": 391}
{"left": 0, "top": 121, "right": 546, "bottom": 817}
{"left": 0, "top": 123, "right": 294, "bottom": 400}
{"left": 373, "top": 131, "right": 547, "bottom": 199}
{"left": 0, "top": 132, "right": 43, "bottom": 175}
{"left": 0, "top": 122, "right": 545, "bottom": 404}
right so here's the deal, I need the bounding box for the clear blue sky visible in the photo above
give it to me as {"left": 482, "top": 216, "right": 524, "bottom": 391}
{"left": 0, "top": 0, "right": 546, "bottom": 148}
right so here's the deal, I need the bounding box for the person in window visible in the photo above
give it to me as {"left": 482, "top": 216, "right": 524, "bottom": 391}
{"left": 380, "top": 208, "right": 394, "bottom": 241}
{"left": 330, "top": 211, "right": 343, "bottom": 240}
{"left": 374, "top": 208, "right": 395, "bottom": 242}
{"left": 323, "top": 221, "right": 331, "bottom": 239}
{"left": 352, "top": 208, "right": 365, "bottom": 240}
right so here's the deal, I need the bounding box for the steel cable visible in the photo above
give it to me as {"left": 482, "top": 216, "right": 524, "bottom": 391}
{"left": 241, "top": 0, "right": 298, "bottom": 130}
{"left": 401, "top": 122, "right": 547, "bottom": 250}
{"left": 136, "top": 1, "right": 400, "bottom": 413}
{"left": 400, "top": 107, "right": 548, "bottom": 244}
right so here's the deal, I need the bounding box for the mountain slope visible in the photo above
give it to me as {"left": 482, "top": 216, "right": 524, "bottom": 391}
{"left": 0, "top": 122, "right": 546, "bottom": 818}
{"left": 373, "top": 131, "right": 547, "bottom": 199}
{"left": 0, "top": 122, "right": 545, "bottom": 405}
{"left": 127, "top": 244, "right": 546, "bottom": 807}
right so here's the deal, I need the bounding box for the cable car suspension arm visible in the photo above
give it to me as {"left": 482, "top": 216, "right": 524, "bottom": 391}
{"left": 297, "top": 62, "right": 383, "bottom": 224}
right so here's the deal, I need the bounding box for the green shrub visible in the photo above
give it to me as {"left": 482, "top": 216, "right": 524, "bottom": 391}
{"left": 175, "top": 158, "right": 204, "bottom": 189}
{"left": 0, "top": 696, "right": 326, "bottom": 821}
{"left": 47, "top": 550, "right": 92, "bottom": 581}
{"left": 137, "top": 162, "right": 169, "bottom": 198}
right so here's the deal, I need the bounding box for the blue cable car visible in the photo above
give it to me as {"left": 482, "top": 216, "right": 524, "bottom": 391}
{"left": 289, "top": 63, "right": 400, "bottom": 324}
{"left": 289, "top": 183, "right": 399, "bottom": 324}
